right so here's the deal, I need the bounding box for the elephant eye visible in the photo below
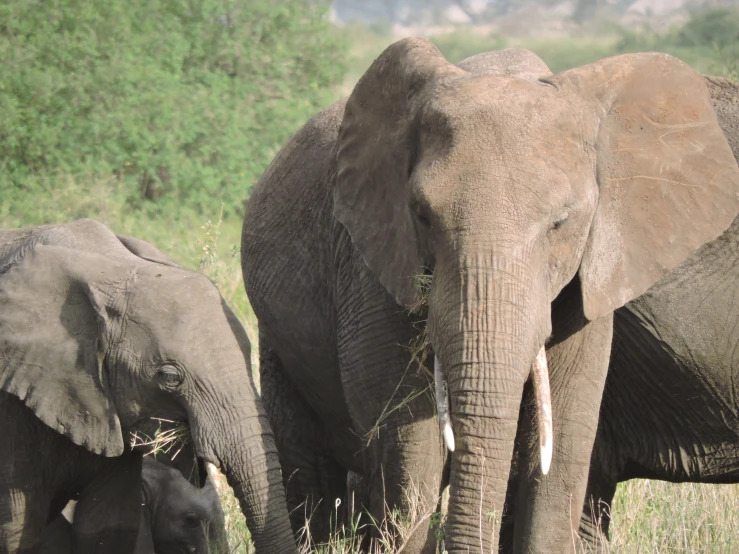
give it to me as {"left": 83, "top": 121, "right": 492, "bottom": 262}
{"left": 411, "top": 201, "right": 432, "bottom": 228}
{"left": 183, "top": 512, "right": 201, "bottom": 528}
{"left": 551, "top": 212, "right": 569, "bottom": 231}
{"left": 417, "top": 213, "right": 431, "bottom": 227}
{"left": 155, "top": 364, "right": 184, "bottom": 389}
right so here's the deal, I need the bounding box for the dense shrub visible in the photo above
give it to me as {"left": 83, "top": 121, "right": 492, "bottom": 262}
{"left": 614, "top": 8, "right": 739, "bottom": 75}
{"left": 0, "top": 0, "right": 348, "bottom": 217}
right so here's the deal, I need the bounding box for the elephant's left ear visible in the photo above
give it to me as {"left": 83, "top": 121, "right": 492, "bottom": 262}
{"left": 0, "top": 244, "right": 127, "bottom": 455}
{"left": 549, "top": 53, "right": 739, "bottom": 320}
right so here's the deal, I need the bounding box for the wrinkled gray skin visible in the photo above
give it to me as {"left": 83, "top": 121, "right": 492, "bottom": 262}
{"left": 0, "top": 219, "right": 296, "bottom": 554}
{"left": 496, "top": 76, "right": 739, "bottom": 551}
{"left": 242, "top": 37, "right": 739, "bottom": 553}
{"left": 41, "top": 457, "right": 226, "bottom": 554}
{"left": 570, "top": 75, "right": 739, "bottom": 549}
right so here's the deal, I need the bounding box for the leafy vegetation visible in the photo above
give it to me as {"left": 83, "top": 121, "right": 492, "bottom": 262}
{"left": 611, "top": 7, "right": 739, "bottom": 75}
{"left": 0, "top": 0, "right": 347, "bottom": 217}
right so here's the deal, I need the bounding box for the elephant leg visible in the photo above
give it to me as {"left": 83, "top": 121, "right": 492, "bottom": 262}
{"left": 576, "top": 414, "right": 621, "bottom": 552}
{"left": 259, "top": 333, "right": 347, "bottom": 543}
{"left": 498, "top": 393, "right": 531, "bottom": 554}
{"left": 71, "top": 452, "right": 142, "bottom": 554}
{"left": 0, "top": 480, "right": 49, "bottom": 553}
{"left": 345, "top": 471, "right": 367, "bottom": 524}
{"left": 0, "top": 401, "right": 51, "bottom": 553}
{"left": 578, "top": 466, "right": 617, "bottom": 552}
{"left": 513, "top": 282, "right": 614, "bottom": 554}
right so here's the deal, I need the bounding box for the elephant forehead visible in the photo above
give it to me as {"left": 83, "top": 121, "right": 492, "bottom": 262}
{"left": 421, "top": 76, "right": 593, "bottom": 164}
{"left": 124, "top": 271, "right": 226, "bottom": 339}
{"left": 414, "top": 79, "right": 595, "bottom": 214}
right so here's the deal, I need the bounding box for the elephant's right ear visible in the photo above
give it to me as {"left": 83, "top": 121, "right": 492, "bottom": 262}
{"left": 334, "top": 37, "right": 465, "bottom": 308}
{"left": 0, "top": 244, "right": 126, "bottom": 455}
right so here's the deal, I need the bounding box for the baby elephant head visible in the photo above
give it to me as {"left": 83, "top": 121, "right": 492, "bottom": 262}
{"left": 141, "top": 457, "right": 227, "bottom": 554}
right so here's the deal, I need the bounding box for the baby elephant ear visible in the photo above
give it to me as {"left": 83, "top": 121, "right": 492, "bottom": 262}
{"left": 550, "top": 53, "right": 739, "bottom": 321}
{"left": 0, "top": 244, "right": 125, "bottom": 455}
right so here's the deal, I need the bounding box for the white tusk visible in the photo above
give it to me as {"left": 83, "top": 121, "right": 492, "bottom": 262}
{"left": 531, "top": 346, "right": 553, "bottom": 475}
{"left": 434, "top": 355, "right": 455, "bottom": 452}
{"left": 206, "top": 461, "right": 222, "bottom": 493}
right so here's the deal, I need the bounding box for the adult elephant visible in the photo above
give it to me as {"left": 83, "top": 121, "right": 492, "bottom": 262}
{"left": 569, "top": 75, "right": 739, "bottom": 549}
{"left": 242, "top": 38, "right": 739, "bottom": 552}
{"left": 0, "top": 219, "right": 296, "bottom": 554}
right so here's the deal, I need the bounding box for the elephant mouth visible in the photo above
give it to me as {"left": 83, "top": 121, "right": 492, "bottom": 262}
{"left": 433, "top": 345, "right": 553, "bottom": 474}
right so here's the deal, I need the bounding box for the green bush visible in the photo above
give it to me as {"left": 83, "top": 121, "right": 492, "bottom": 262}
{"left": 613, "top": 8, "right": 739, "bottom": 74}
{"left": 676, "top": 8, "right": 739, "bottom": 52}
{"left": 0, "top": 0, "right": 348, "bottom": 217}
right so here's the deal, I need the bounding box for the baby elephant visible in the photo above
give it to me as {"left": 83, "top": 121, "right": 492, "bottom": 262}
{"left": 138, "top": 456, "right": 227, "bottom": 554}
{"left": 42, "top": 456, "right": 227, "bottom": 554}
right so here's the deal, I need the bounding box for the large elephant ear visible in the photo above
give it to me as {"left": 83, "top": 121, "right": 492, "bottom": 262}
{"left": 0, "top": 244, "right": 126, "bottom": 455}
{"left": 334, "top": 37, "right": 465, "bottom": 308}
{"left": 548, "top": 53, "right": 739, "bottom": 321}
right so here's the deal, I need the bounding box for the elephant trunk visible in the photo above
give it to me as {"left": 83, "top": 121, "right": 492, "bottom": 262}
{"left": 429, "top": 254, "right": 550, "bottom": 552}
{"left": 190, "top": 394, "right": 297, "bottom": 553}
{"left": 216, "top": 413, "right": 296, "bottom": 553}
{"left": 434, "top": 349, "right": 551, "bottom": 472}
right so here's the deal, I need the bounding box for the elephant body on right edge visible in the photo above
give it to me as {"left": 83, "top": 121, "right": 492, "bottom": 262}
{"left": 574, "top": 75, "right": 739, "bottom": 548}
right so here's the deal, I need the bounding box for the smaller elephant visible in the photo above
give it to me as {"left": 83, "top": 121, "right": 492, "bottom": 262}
{"left": 138, "top": 456, "right": 226, "bottom": 554}
{"left": 0, "top": 219, "right": 295, "bottom": 554}
{"left": 42, "top": 456, "right": 227, "bottom": 554}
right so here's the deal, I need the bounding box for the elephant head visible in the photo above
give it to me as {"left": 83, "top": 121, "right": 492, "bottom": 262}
{"left": 139, "top": 456, "right": 227, "bottom": 554}
{"left": 0, "top": 220, "right": 297, "bottom": 554}
{"left": 334, "top": 39, "right": 739, "bottom": 549}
